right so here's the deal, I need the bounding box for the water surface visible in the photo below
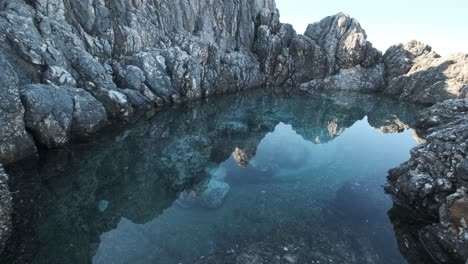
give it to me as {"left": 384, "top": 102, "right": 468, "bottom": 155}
{"left": 1, "top": 90, "right": 434, "bottom": 264}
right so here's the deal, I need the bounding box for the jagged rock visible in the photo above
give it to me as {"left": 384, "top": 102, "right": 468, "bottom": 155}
{"left": 384, "top": 41, "right": 468, "bottom": 105}
{"left": 386, "top": 99, "right": 468, "bottom": 263}
{"left": 0, "top": 165, "right": 12, "bottom": 254}
{"left": 21, "top": 84, "right": 108, "bottom": 147}
{"left": 121, "top": 89, "right": 154, "bottom": 114}
{"left": 118, "top": 65, "right": 146, "bottom": 91}
{"left": 298, "top": 13, "right": 384, "bottom": 93}
{"left": 414, "top": 98, "right": 468, "bottom": 138}
{"left": 304, "top": 13, "right": 381, "bottom": 75}
{"left": 383, "top": 40, "right": 439, "bottom": 81}
{"left": 0, "top": 55, "right": 36, "bottom": 164}
{"left": 43, "top": 66, "right": 77, "bottom": 87}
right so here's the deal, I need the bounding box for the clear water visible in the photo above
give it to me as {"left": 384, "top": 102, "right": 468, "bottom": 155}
{"left": 1, "top": 90, "right": 433, "bottom": 264}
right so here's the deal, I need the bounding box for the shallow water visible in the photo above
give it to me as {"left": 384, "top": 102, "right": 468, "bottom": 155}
{"left": 1, "top": 90, "right": 434, "bottom": 264}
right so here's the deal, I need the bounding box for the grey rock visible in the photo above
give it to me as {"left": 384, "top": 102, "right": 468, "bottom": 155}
{"left": 121, "top": 89, "right": 154, "bottom": 114}
{"left": 67, "top": 87, "right": 109, "bottom": 137}
{"left": 43, "top": 66, "right": 77, "bottom": 87}
{"left": 300, "top": 64, "right": 385, "bottom": 93}
{"left": 384, "top": 42, "right": 468, "bottom": 105}
{"left": 457, "top": 158, "right": 468, "bottom": 181}
{"left": 415, "top": 98, "right": 468, "bottom": 138}
{"left": 0, "top": 165, "right": 12, "bottom": 254}
{"left": 305, "top": 13, "right": 381, "bottom": 75}
{"left": 0, "top": 55, "right": 36, "bottom": 164}
{"left": 21, "top": 84, "right": 108, "bottom": 147}
{"left": 383, "top": 40, "right": 439, "bottom": 81}
{"left": 119, "top": 65, "right": 146, "bottom": 91}
{"left": 386, "top": 99, "right": 468, "bottom": 263}
{"left": 21, "top": 84, "right": 74, "bottom": 148}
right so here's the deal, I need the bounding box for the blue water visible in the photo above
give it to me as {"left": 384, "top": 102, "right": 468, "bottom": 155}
{"left": 1, "top": 90, "right": 431, "bottom": 264}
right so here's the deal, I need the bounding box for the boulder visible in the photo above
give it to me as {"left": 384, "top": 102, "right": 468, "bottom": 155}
{"left": 21, "top": 84, "right": 108, "bottom": 147}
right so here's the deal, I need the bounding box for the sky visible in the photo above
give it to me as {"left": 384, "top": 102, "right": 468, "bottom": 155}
{"left": 275, "top": 0, "right": 468, "bottom": 56}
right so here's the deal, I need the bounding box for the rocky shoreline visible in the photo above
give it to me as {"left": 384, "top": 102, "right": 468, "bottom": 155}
{"left": 386, "top": 99, "right": 468, "bottom": 263}
{"left": 0, "top": 0, "right": 467, "bottom": 263}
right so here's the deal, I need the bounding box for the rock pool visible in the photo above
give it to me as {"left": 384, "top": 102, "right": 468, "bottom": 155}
{"left": 0, "top": 90, "right": 435, "bottom": 264}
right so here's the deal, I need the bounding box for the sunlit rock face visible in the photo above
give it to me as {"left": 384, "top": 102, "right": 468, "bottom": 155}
{"left": 383, "top": 42, "right": 468, "bottom": 105}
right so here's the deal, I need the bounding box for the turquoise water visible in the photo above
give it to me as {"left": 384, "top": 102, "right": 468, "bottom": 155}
{"left": 1, "top": 90, "right": 432, "bottom": 264}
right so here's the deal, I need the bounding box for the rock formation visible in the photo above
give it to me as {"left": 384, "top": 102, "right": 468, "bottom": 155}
{"left": 0, "top": 0, "right": 467, "bottom": 262}
{"left": 386, "top": 99, "right": 468, "bottom": 263}
{"left": 0, "top": 0, "right": 466, "bottom": 166}
{"left": 383, "top": 41, "right": 468, "bottom": 105}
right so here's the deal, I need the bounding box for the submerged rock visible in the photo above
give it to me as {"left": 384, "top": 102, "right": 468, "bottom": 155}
{"left": 176, "top": 179, "right": 230, "bottom": 209}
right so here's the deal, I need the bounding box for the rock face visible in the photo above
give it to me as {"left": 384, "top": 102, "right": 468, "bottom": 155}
{"left": 0, "top": 55, "right": 36, "bottom": 164}
{"left": 0, "top": 0, "right": 466, "bottom": 165}
{"left": 383, "top": 41, "right": 468, "bottom": 105}
{"left": 0, "top": 0, "right": 277, "bottom": 163}
{"left": 386, "top": 99, "right": 468, "bottom": 263}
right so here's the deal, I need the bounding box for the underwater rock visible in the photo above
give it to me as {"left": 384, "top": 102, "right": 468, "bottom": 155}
{"left": 176, "top": 179, "right": 230, "bottom": 209}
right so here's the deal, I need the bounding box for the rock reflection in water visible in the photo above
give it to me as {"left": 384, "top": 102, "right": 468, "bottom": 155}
{"left": 0, "top": 90, "right": 429, "bottom": 264}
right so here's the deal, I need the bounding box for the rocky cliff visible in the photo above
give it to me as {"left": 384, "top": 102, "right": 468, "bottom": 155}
{"left": 0, "top": 1, "right": 466, "bottom": 165}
